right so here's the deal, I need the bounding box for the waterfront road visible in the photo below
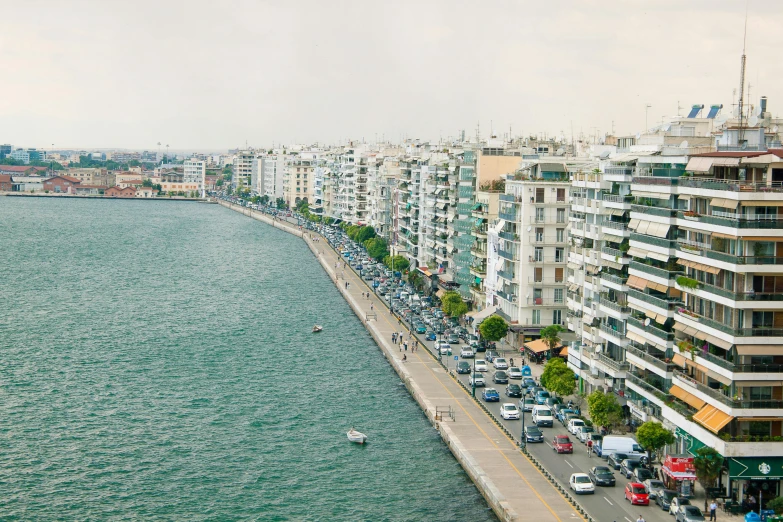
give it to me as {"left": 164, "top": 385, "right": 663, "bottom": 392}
{"left": 221, "top": 202, "right": 583, "bottom": 522}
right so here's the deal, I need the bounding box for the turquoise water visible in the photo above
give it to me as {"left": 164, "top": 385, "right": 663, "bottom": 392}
{"left": 0, "top": 197, "right": 496, "bottom": 521}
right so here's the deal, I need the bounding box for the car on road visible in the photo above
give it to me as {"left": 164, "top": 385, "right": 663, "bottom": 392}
{"left": 469, "top": 373, "right": 485, "bottom": 387}
{"left": 624, "top": 482, "right": 649, "bottom": 505}
{"left": 493, "top": 371, "right": 508, "bottom": 384}
{"left": 569, "top": 473, "right": 595, "bottom": 495}
{"left": 643, "top": 479, "right": 666, "bottom": 500}
{"left": 669, "top": 496, "right": 692, "bottom": 516}
{"left": 425, "top": 331, "right": 437, "bottom": 341}
{"left": 620, "top": 459, "right": 642, "bottom": 479}
{"left": 522, "top": 377, "right": 536, "bottom": 389}
{"left": 474, "top": 360, "right": 488, "bottom": 372}
{"left": 532, "top": 406, "right": 554, "bottom": 427}
{"left": 633, "top": 467, "right": 654, "bottom": 483}
{"left": 607, "top": 453, "right": 629, "bottom": 470}
{"left": 587, "top": 466, "right": 616, "bottom": 487}
{"left": 493, "top": 358, "right": 508, "bottom": 370}
{"left": 567, "top": 418, "right": 585, "bottom": 435}
{"left": 535, "top": 390, "right": 550, "bottom": 404}
{"left": 500, "top": 403, "right": 520, "bottom": 420}
{"left": 655, "top": 489, "right": 678, "bottom": 511}
{"left": 519, "top": 397, "right": 536, "bottom": 412}
{"left": 485, "top": 350, "right": 499, "bottom": 362}
{"left": 675, "top": 505, "right": 705, "bottom": 522}
{"left": 437, "top": 342, "right": 451, "bottom": 355}
{"left": 557, "top": 408, "right": 576, "bottom": 425}
{"left": 456, "top": 361, "right": 472, "bottom": 374}
{"left": 460, "top": 347, "right": 475, "bottom": 358}
{"left": 415, "top": 324, "right": 427, "bottom": 334}
{"left": 508, "top": 367, "right": 523, "bottom": 379}
{"left": 481, "top": 388, "right": 500, "bottom": 402}
{"left": 447, "top": 334, "right": 460, "bottom": 344}
{"left": 524, "top": 425, "right": 544, "bottom": 443}
{"left": 577, "top": 426, "right": 594, "bottom": 443}
{"left": 552, "top": 435, "right": 573, "bottom": 453}
{"left": 505, "top": 384, "right": 522, "bottom": 398}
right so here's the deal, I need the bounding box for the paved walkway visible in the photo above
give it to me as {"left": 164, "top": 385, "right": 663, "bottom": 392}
{"left": 220, "top": 202, "right": 585, "bottom": 522}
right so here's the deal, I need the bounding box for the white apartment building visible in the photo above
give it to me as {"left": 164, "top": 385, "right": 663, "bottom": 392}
{"left": 183, "top": 158, "right": 206, "bottom": 196}
{"left": 233, "top": 150, "right": 254, "bottom": 191}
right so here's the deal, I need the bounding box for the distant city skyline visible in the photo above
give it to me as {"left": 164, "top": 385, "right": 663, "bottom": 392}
{"left": 3, "top": 0, "right": 781, "bottom": 150}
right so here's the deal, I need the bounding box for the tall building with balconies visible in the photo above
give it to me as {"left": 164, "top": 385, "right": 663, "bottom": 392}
{"left": 233, "top": 150, "right": 254, "bottom": 192}
{"left": 471, "top": 188, "right": 501, "bottom": 309}
{"left": 183, "top": 158, "right": 206, "bottom": 195}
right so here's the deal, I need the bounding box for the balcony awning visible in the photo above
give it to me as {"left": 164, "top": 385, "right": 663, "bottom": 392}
{"left": 525, "top": 339, "right": 561, "bottom": 353}
{"left": 673, "top": 322, "right": 700, "bottom": 337}
{"left": 685, "top": 157, "right": 714, "bottom": 172}
{"left": 735, "top": 380, "right": 783, "bottom": 387}
{"left": 466, "top": 305, "right": 497, "bottom": 322}
{"left": 646, "top": 251, "right": 670, "bottom": 262}
{"left": 608, "top": 209, "right": 627, "bottom": 216}
{"left": 736, "top": 345, "right": 783, "bottom": 356}
{"left": 627, "top": 275, "right": 648, "bottom": 290}
{"left": 648, "top": 223, "right": 671, "bottom": 238}
{"left": 693, "top": 404, "right": 734, "bottom": 434}
{"left": 603, "top": 260, "right": 624, "bottom": 270}
{"left": 677, "top": 258, "right": 720, "bottom": 274}
{"left": 493, "top": 219, "right": 506, "bottom": 233}
{"left": 710, "top": 198, "right": 739, "bottom": 209}
{"left": 627, "top": 331, "right": 646, "bottom": 344}
{"left": 629, "top": 301, "right": 656, "bottom": 317}
{"left": 736, "top": 417, "right": 783, "bottom": 422}
{"left": 672, "top": 354, "right": 687, "bottom": 367}
{"left": 628, "top": 247, "right": 649, "bottom": 258}
{"left": 586, "top": 265, "right": 599, "bottom": 275}
{"left": 628, "top": 218, "right": 640, "bottom": 230}
{"left": 635, "top": 220, "right": 651, "bottom": 234}
{"left": 647, "top": 280, "right": 669, "bottom": 293}
{"left": 740, "top": 200, "right": 783, "bottom": 207}
{"left": 495, "top": 260, "right": 504, "bottom": 271}
{"left": 711, "top": 157, "right": 741, "bottom": 166}
{"left": 669, "top": 384, "right": 707, "bottom": 410}
{"left": 568, "top": 283, "right": 580, "bottom": 292}
{"left": 705, "top": 334, "right": 732, "bottom": 350}
{"left": 567, "top": 262, "right": 580, "bottom": 270}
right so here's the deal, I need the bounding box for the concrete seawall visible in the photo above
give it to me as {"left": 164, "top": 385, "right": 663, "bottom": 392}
{"left": 218, "top": 201, "right": 584, "bottom": 522}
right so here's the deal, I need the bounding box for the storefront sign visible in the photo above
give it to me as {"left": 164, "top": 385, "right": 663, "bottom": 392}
{"left": 729, "top": 457, "right": 783, "bottom": 480}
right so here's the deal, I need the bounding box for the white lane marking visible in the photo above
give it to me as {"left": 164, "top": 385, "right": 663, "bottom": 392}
{"left": 624, "top": 517, "right": 632, "bottom": 522}
{"left": 603, "top": 496, "right": 613, "bottom": 506}
{"left": 564, "top": 459, "right": 574, "bottom": 469}
{"left": 545, "top": 442, "right": 553, "bottom": 449}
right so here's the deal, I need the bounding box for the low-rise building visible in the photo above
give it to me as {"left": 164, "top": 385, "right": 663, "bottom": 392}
{"left": 0, "top": 174, "right": 12, "bottom": 191}
{"left": 74, "top": 185, "right": 107, "bottom": 196}
{"left": 43, "top": 175, "right": 81, "bottom": 194}
{"left": 105, "top": 186, "right": 136, "bottom": 198}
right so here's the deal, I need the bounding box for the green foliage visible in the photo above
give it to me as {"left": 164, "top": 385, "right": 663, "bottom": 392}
{"left": 540, "top": 358, "right": 574, "bottom": 395}
{"left": 441, "top": 291, "right": 468, "bottom": 317}
{"left": 152, "top": 183, "right": 162, "bottom": 192}
{"left": 693, "top": 447, "right": 723, "bottom": 497}
{"left": 364, "top": 237, "right": 389, "bottom": 262}
{"left": 383, "top": 255, "right": 409, "bottom": 273}
{"left": 636, "top": 422, "right": 675, "bottom": 462}
{"left": 676, "top": 276, "right": 699, "bottom": 289}
{"left": 275, "top": 197, "right": 286, "bottom": 209}
{"left": 767, "top": 496, "right": 783, "bottom": 515}
{"left": 587, "top": 390, "right": 624, "bottom": 431}
{"left": 142, "top": 179, "right": 153, "bottom": 187}
{"left": 355, "top": 226, "right": 376, "bottom": 243}
{"left": 478, "top": 316, "right": 508, "bottom": 342}
{"left": 539, "top": 325, "right": 564, "bottom": 352}
{"left": 259, "top": 195, "right": 270, "bottom": 205}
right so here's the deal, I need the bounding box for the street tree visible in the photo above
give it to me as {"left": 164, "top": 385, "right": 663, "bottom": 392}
{"left": 636, "top": 421, "right": 675, "bottom": 463}
{"left": 539, "top": 325, "right": 564, "bottom": 356}
{"left": 693, "top": 447, "right": 723, "bottom": 509}
{"left": 540, "top": 358, "right": 572, "bottom": 391}
{"left": 441, "top": 291, "right": 468, "bottom": 317}
{"left": 548, "top": 371, "right": 576, "bottom": 398}
{"left": 356, "top": 226, "right": 376, "bottom": 243}
{"left": 479, "top": 315, "right": 508, "bottom": 342}
{"left": 364, "top": 237, "right": 389, "bottom": 262}
{"left": 383, "top": 255, "right": 409, "bottom": 273}
{"left": 586, "top": 390, "right": 624, "bottom": 432}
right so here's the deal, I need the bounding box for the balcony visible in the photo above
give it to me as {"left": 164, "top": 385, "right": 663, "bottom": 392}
{"left": 497, "top": 269, "right": 515, "bottom": 281}
{"left": 598, "top": 297, "right": 630, "bottom": 315}
{"left": 498, "top": 248, "right": 516, "bottom": 261}
{"left": 605, "top": 167, "right": 634, "bottom": 176}
{"left": 676, "top": 308, "right": 783, "bottom": 337}
{"left": 497, "top": 290, "right": 517, "bottom": 303}
{"left": 626, "top": 344, "right": 678, "bottom": 373}
{"left": 677, "top": 210, "right": 783, "bottom": 229}
{"left": 673, "top": 371, "right": 734, "bottom": 408}
{"left": 499, "top": 231, "right": 520, "bottom": 242}
{"left": 678, "top": 178, "right": 783, "bottom": 193}
{"left": 688, "top": 280, "right": 783, "bottom": 302}
{"left": 627, "top": 316, "right": 674, "bottom": 341}
{"left": 603, "top": 221, "right": 630, "bottom": 236}
{"left": 597, "top": 352, "right": 630, "bottom": 371}
{"left": 629, "top": 260, "right": 683, "bottom": 280}
{"left": 528, "top": 256, "right": 567, "bottom": 264}
{"left": 625, "top": 372, "right": 670, "bottom": 400}
{"left": 499, "top": 210, "right": 517, "bottom": 222}
{"left": 631, "top": 205, "right": 678, "bottom": 218}
{"left": 601, "top": 246, "right": 627, "bottom": 259}
{"left": 527, "top": 298, "right": 566, "bottom": 307}
{"left": 630, "top": 233, "right": 678, "bottom": 250}
{"left": 599, "top": 322, "right": 626, "bottom": 338}
{"left": 529, "top": 277, "right": 566, "bottom": 285}
{"left": 601, "top": 273, "right": 629, "bottom": 286}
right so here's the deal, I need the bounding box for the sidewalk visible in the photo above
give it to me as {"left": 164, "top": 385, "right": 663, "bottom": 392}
{"left": 221, "top": 202, "right": 586, "bottom": 522}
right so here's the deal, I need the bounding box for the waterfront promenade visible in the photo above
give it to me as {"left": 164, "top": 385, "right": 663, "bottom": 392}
{"left": 219, "top": 201, "right": 583, "bottom": 522}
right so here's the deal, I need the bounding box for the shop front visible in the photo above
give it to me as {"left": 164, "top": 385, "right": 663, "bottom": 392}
{"left": 728, "top": 457, "right": 783, "bottom": 511}
{"left": 661, "top": 454, "right": 697, "bottom": 498}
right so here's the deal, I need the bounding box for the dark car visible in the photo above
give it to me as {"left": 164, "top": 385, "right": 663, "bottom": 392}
{"left": 505, "top": 384, "right": 523, "bottom": 398}
{"left": 675, "top": 505, "right": 705, "bottom": 522}
{"left": 524, "top": 425, "right": 544, "bottom": 443}
{"left": 620, "top": 459, "right": 642, "bottom": 479}
{"left": 607, "top": 453, "right": 629, "bottom": 470}
{"left": 456, "top": 361, "right": 472, "bottom": 374}
{"left": 557, "top": 408, "right": 576, "bottom": 424}
{"left": 587, "top": 466, "right": 616, "bottom": 487}
{"left": 485, "top": 350, "right": 499, "bottom": 362}
{"left": 481, "top": 388, "right": 500, "bottom": 402}
{"left": 522, "top": 377, "right": 536, "bottom": 389}
{"left": 655, "top": 489, "right": 678, "bottom": 511}
{"left": 493, "top": 371, "right": 509, "bottom": 384}
{"left": 633, "top": 467, "right": 654, "bottom": 483}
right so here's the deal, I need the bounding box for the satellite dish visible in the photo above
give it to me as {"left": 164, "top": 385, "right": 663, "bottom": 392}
{"left": 597, "top": 266, "right": 602, "bottom": 272}
{"left": 635, "top": 133, "right": 641, "bottom": 140}
{"left": 715, "top": 116, "right": 729, "bottom": 126}
{"left": 680, "top": 140, "right": 689, "bottom": 148}
{"left": 756, "top": 105, "right": 763, "bottom": 116}
{"left": 527, "top": 226, "right": 532, "bottom": 232}
{"left": 644, "top": 318, "right": 651, "bottom": 327}
{"left": 773, "top": 126, "right": 780, "bottom": 133}
{"left": 595, "top": 345, "right": 602, "bottom": 354}
{"left": 749, "top": 115, "right": 759, "bottom": 127}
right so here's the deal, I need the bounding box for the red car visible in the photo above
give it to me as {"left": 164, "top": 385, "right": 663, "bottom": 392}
{"left": 552, "top": 435, "right": 573, "bottom": 454}
{"left": 625, "top": 482, "right": 649, "bottom": 505}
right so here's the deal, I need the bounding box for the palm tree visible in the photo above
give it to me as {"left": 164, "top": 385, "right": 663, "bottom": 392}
{"left": 539, "top": 325, "right": 564, "bottom": 359}
{"left": 693, "top": 447, "right": 723, "bottom": 510}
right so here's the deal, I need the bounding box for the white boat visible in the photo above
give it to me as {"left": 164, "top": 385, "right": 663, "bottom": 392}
{"left": 347, "top": 428, "right": 367, "bottom": 444}
{"left": 312, "top": 325, "right": 323, "bottom": 333}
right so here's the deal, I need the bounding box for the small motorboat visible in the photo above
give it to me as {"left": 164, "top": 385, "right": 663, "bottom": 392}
{"left": 347, "top": 428, "right": 367, "bottom": 444}
{"left": 312, "top": 325, "right": 323, "bottom": 333}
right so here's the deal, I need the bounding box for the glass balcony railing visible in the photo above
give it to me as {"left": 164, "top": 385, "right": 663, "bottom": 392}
{"left": 677, "top": 309, "right": 783, "bottom": 337}
{"left": 627, "top": 288, "right": 682, "bottom": 310}
{"left": 601, "top": 273, "right": 628, "bottom": 286}
{"left": 498, "top": 249, "right": 516, "bottom": 261}
{"left": 499, "top": 210, "right": 517, "bottom": 222}
{"left": 598, "top": 297, "right": 630, "bottom": 314}
{"left": 597, "top": 352, "right": 629, "bottom": 371}
{"left": 629, "top": 260, "right": 683, "bottom": 280}
{"left": 631, "top": 205, "right": 678, "bottom": 217}
{"left": 497, "top": 269, "right": 515, "bottom": 280}
{"left": 625, "top": 344, "right": 677, "bottom": 373}
{"left": 625, "top": 373, "right": 670, "bottom": 399}
{"left": 677, "top": 211, "right": 783, "bottom": 229}
{"left": 630, "top": 233, "right": 678, "bottom": 250}
{"left": 627, "top": 316, "right": 674, "bottom": 340}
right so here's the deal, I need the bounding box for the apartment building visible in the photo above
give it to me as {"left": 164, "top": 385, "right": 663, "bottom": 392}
{"left": 470, "top": 188, "right": 501, "bottom": 309}
{"left": 260, "top": 152, "right": 286, "bottom": 201}
{"left": 233, "top": 150, "right": 254, "bottom": 191}
{"left": 284, "top": 156, "right": 316, "bottom": 207}
{"left": 183, "top": 158, "right": 206, "bottom": 195}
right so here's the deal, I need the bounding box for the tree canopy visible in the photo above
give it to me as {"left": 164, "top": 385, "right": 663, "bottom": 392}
{"left": 540, "top": 358, "right": 575, "bottom": 397}
{"left": 636, "top": 421, "right": 675, "bottom": 462}
{"left": 383, "top": 255, "right": 409, "bottom": 273}
{"left": 586, "top": 390, "right": 624, "bottom": 432}
{"left": 479, "top": 315, "right": 508, "bottom": 342}
{"left": 693, "top": 447, "right": 723, "bottom": 507}
{"left": 540, "top": 325, "right": 564, "bottom": 353}
{"left": 364, "top": 237, "right": 389, "bottom": 262}
{"left": 441, "top": 291, "right": 468, "bottom": 317}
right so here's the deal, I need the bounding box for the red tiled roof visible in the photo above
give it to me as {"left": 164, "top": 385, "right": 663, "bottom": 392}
{"left": 122, "top": 179, "right": 144, "bottom": 184}
{"left": 0, "top": 165, "right": 48, "bottom": 172}
{"left": 0, "top": 174, "right": 11, "bottom": 183}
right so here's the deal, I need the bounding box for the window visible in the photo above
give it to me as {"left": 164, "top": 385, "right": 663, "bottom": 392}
{"left": 536, "top": 187, "right": 545, "bottom": 203}
{"left": 556, "top": 228, "right": 564, "bottom": 242}
{"left": 534, "top": 248, "right": 543, "bottom": 262}
{"left": 532, "top": 310, "right": 541, "bottom": 324}
{"left": 534, "top": 267, "right": 543, "bottom": 282}
{"left": 556, "top": 208, "right": 566, "bottom": 223}
{"left": 749, "top": 387, "right": 772, "bottom": 401}
{"left": 557, "top": 188, "right": 565, "bottom": 202}
{"left": 555, "top": 248, "right": 564, "bottom": 263}
{"left": 535, "top": 208, "right": 545, "bottom": 222}
{"left": 554, "top": 288, "right": 564, "bottom": 303}
{"left": 554, "top": 267, "right": 564, "bottom": 282}
{"left": 536, "top": 227, "right": 544, "bottom": 242}
{"left": 553, "top": 309, "right": 562, "bottom": 324}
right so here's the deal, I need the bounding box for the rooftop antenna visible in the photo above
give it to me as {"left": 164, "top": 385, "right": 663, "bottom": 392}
{"left": 645, "top": 104, "right": 652, "bottom": 131}
{"left": 738, "top": 2, "right": 748, "bottom": 141}
{"left": 677, "top": 101, "right": 683, "bottom": 117}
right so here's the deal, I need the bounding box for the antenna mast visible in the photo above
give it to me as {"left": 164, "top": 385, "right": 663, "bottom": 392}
{"left": 738, "top": 4, "right": 748, "bottom": 142}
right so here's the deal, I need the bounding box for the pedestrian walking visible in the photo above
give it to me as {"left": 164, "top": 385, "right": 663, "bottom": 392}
{"left": 709, "top": 500, "right": 717, "bottom": 521}
{"left": 402, "top": 354, "right": 407, "bottom": 363}
{"left": 636, "top": 516, "right": 645, "bottom": 522}
{"left": 392, "top": 332, "right": 397, "bottom": 343}
{"left": 370, "top": 304, "right": 374, "bottom": 311}
{"left": 404, "top": 341, "right": 408, "bottom": 351}
{"left": 587, "top": 439, "right": 593, "bottom": 457}
{"left": 345, "top": 281, "right": 348, "bottom": 289}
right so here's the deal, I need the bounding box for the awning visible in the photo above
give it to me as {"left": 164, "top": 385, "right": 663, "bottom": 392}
{"left": 608, "top": 209, "right": 627, "bottom": 216}
{"left": 672, "top": 354, "right": 687, "bottom": 367}
{"left": 627, "top": 331, "right": 646, "bottom": 344}
{"left": 648, "top": 223, "right": 671, "bottom": 238}
{"left": 466, "top": 305, "right": 498, "bottom": 322}
{"left": 568, "top": 283, "right": 580, "bottom": 292}
{"left": 603, "top": 260, "right": 624, "bottom": 270}
{"left": 710, "top": 232, "right": 736, "bottom": 239}
{"left": 646, "top": 251, "right": 670, "bottom": 262}
{"left": 635, "top": 220, "right": 652, "bottom": 234}
{"left": 735, "top": 380, "right": 783, "bottom": 387}
{"left": 711, "top": 157, "right": 740, "bottom": 166}
{"left": 710, "top": 198, "right": 739, "bottom": 209}
{"left": 662, "top": 465, "right": 697, "bottom": 482}
{"left": 495, "top": 260, "right": 504, "bottom": 271}
{"left": 705, "top": 335, "right": 731, "bottom": 350}
{"left": 493, "top": 219, "right": 506, "bottom": 233}
{"left": 559, "top": 346, "right": 568, "bottom": 357}
{"left": 627, "top": 275, "right": 648, "bottom": 290}
{"left": 567, "top": 262, "right": 580, "bottom": 270}
{"left": 627, "top": 247, "right": 649, "bottom": 258}
{"left": 669, "top": 384, "right": 707, "bottom": 410}
{"left": 736, "top": 417, "right": 783, "bottom": 422}
{"left": 693, "top": 404, "right": 734, "bottom": 434}
{"left": 474, "top": 217, "right": 483, "bottom": 226}
{"left": 647, "top": 280, "right": 669, "bottom": 293}
{"left": 525, "top": 339, "right": 561, "bottom": 353}
{"left": 686, "top": 157, "right": 714, "bottom": 172}
{"left": 586, "top": 265, "right": 599, "bottom": 275}
{"left": 417, "top": 267, "right": 433, "bottom": 277}
{"left": 436, "top": 289, "right": 446, "bottom": 298}
{"left": 628, "top": 218, "right": 640, "bottom": 230}
{"left": 736, "top": 345, "right": 783, "bottom": 356}
{"left": 740, "top": 200, "right": 783, "bottom": 207}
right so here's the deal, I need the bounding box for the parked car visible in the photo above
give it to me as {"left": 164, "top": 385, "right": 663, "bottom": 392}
{"left": 474, "top": 360, "right": 488, "bottom": 372}
{"left": 655, "top": 489, "right": 678, "bottom": 511}
{"left": 456, "top": 361, "right": 472, "bottom": 374}
{"left": 493, "top": 358, "right": 509, "bottom": 370}
{"left": 493, "top": 371, "right": 509, "bottom": 384}
{"left": 425, "top": 331, "right": 437, "bottom": 341}
{"left": 481, "top": 388, "right": 500, "bottom": 402}
{"left": 469, "top": 373, "right": 485, "bottom": 387}
{"left": 532, "top": 406, "right": 554, "bottom": 427}
{"left": 485, "top": 350, "right": 499, "bottom": 362}
{"left": 577, "top": 426, "right": 594, "bottom": 443}
{"left": 607, "top": 453, "right": 630, "bottom": 470}
{"left": 552, "top": 435, "right": 573, "bottom": 454}
{"left": 524, "top": 425, "right": 544, "bottom": 443}
{"left": 500, "top": 403, "right": 520, "bottom": 420}
{"left": 675, "top": 505, "right": 705, "bottom": 522}
{"left": 569, "top": 473, "right": 595, "bottom": 495}
{"left": 567, "top": 418, "right": 586, "bottom": 435}
{"left": 620, "top": 459, "right": 642, "bottom": 479}
{"left": 557, "top": 408, "right": 576, "bottom": 425}
{"left": 624, "top": 482, "right": 649, "bottom": 506}
{"left": 643, "top": 479, "right": 666, "bottom": 500}
{"left": 447, "top": 334, "right": 460, "bottom": 344}
{"left": 535, "top": 390, "right": 550, "bottom": 405}
{"left": 519, "top": 397, "right": 536, "bottom": 412}
{"left": 633, "top": 467, "right": 654, "bottom": 483}
{"left": 508, "top": 367, "right": 523, "bottom": 379}
{"left": 505, "top": 384, "right": 522, "bottom": 398}
{"left": 522, "top": 377, "right": 536, "bottom": 388}
{"left": 588, "top": 466, "right": 616, "bottom": 487}
{"left": 669, "top": 497, "right": 692, "bottom": 516}
{"left": 460, "top": 347, "right": 475, "bottom": 358}
{"left": 437, "top": 342, "right": 451, "bottom": 355}
{"left": 415, "top": 324, "right": 427, "bottom": 334}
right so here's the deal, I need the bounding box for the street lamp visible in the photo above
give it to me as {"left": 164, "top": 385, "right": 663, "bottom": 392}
{"left": 520, "top": 390, "right": 529, "bottom": 448}
{"left": 471, "top": 355, "right": 476, "bottom": 398}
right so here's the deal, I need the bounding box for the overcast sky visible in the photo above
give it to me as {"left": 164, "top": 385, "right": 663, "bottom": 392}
{"left": 2, "top": 0, "right": 781, "bottom": 151}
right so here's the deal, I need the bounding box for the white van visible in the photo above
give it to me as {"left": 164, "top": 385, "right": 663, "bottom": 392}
{"left": 597, "top": 435, "right": 645, "bottom": 459}
{"left": 532, "top": 405, "right": 554, "bottom": 427}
